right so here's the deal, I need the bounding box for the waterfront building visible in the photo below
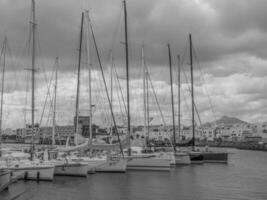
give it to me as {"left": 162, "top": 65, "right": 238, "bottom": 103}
{"left": 73, "top": 115, "right": 102, "bottom": 138}
{"left": 131, "top": 125, "right": 172, "bottom": 142}
{"left": 149, "top": 125, "right": 172, "bottom": 141}
{"left": 1, "top": 128, "right": 17, "bottom": 142}
{"left": 39, "top": 125, "right": 75, "bottom": 144}
{"left": 251, "top": 122, "right": 267, "bottom": 142}
{"left": 15, "top": 124, "right": 75, "bottom": 144}
{"left": 199, "top": 127, "right": 216, "bottom": 141}
{"left": 214, "top": 123, "right": 254, "bottom": 142}
{"left": 132, "top": 125, "right": 204, "bottom": 142}
{"left": 23, "top": 124, "right": 41, "bottom": 144}
{"left": 180, "top": 126, "right": 202, "bottom": 141}
{"left": 16, "top": 128, "right": 26, "bottom": 142}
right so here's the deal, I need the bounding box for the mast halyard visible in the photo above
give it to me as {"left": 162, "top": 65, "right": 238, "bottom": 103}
{"left": 30, "top": 0, "right": 36, "bottom": 161}
{"left": 85, "top": 10, "right": 93, "bottom": 149}
{"left": 189, "top": 34, "right": 195, "bottom": 151}
{"left": 177, "top": 55, "right": 181, "bottom": 145}
{"left": 123, "top": 0, "right": 131, "bottom": 156}
{"left": 0, "top": 36, "right": 7, "bottom": 157}
{"left": 168, "top": 44, "right": 176, "bottom": 153}
{"left": 52, "top": 57, "right": 59, "bottom": 146}
{"left": 75, "top": 12, "right": 84, "bottom": 146}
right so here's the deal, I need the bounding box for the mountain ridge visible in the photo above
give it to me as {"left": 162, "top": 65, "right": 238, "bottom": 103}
{"left": 202, "top": 115, "right": 248, "bottom": 127}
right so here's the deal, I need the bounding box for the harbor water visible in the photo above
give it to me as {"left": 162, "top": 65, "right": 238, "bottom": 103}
{"left": 1, "top": 148, "right": 267, "bottom": 200}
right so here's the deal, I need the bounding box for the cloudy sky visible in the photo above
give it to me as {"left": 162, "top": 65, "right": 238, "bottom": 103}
{"left": 0, "top": 0, "right": 267, "bottom": 129}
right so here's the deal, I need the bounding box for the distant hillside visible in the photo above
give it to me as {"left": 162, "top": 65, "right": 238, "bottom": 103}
{"left": 203, "top": 116, "right": 248, "bottom": 127}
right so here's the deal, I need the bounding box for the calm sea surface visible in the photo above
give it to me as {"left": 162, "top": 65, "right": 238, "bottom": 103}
{"left": 1, "top": 148, "right": 267, "bottom": 200}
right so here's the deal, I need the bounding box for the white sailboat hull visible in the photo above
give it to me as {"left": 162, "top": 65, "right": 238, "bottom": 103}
{"left": 86, "top": 160, "right": 106, "bottom": 173}
{"left": 95, "top": 158, "right": 127, "bottom": 173}
{"left": 0, "top": 169, "right": 10, "bottom": 192}
{"left": 127, "top": 157, "right": 170, "bottom": 171}
{"left": 54, "top": 162, "right": 88, "bottom": 177}
{"left": 175, "top": 152, "right": 191, "bottom": 165}
{"left": 0, "top": 151, "right": 54, "bottom": 181}
{"left": 158, "top": 152, "right": 176, "bottom": 165}
{"left": 8, "top": 165, "right": 54, "bottom": 181}
{"left": 70, "top": 157, "right": 107, "bottom": 173}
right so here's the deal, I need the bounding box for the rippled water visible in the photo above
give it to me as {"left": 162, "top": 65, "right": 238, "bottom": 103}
{"left": 1, "top": 148, "right": 267, "bottom": 200}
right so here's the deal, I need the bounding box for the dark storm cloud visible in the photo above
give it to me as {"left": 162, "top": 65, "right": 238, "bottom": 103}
{"left": 1, "top": 0, "right": 266, "bottom": 72}
{"left": 201, "top": 0, "right": 267, "bottom": 59}
{"left": 206, "top": 0, "right": 267, "bottom": 34}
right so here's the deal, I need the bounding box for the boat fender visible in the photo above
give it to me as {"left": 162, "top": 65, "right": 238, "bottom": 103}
{"left": 37, "top": 171, "right": 40, "bottom": 183}
{"left": 10, "top": 171, "right": 13, "bottom": 177}
{"left": 24, "top": 171, "right": 28, "bottom": 181}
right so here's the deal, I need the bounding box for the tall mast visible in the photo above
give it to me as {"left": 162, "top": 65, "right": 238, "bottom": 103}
{"left": 189, "top": 34, "right": 195, "bottom": 150}
{"left": 85, "top": 11, "right": 93, "bottom": 149}
{"left": 75, "top": 12, "right": 84, "bottom": 146}
{"left": 123, "top": 0, "right": 131, "bottom": 156}
{"left": 177, "top": 55, "right": 181, "bottom": 145}
{"left": 168, "top": 44, "right": 176, "bottom": 153}
{"left": 0, "top": 36, "right": 7, "bottom": 156}
{"left": 52, "top": 57, "right": 59, "bottom": 146}
{"left": 142, "top": 45, "right": 147, "bottom": 148}
{"left": 30, "top": 0, "right": 36, "bottom": 160}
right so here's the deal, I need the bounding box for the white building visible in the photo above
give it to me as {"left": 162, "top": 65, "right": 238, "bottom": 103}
{"left": 215, "top": 123, "right": 254, "bottom": 142}
{"left": 199, "top": 127, "right": 215, "bottom": 141}
{"left": 179, "top": 126, "right": 201, "bottom": 141}
{"left": 252, "top": 122, "right": 267, "bottom": 142}
{"left": 133, "top": 125, "right": 172, "bottom": 141}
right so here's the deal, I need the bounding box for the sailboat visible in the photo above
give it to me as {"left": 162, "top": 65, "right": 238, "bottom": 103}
{"left": 185, "top": 34, "right": 204, "bottom": 164}
{"left": 126, "top": 45, "right": 173, "bottom": 170}
{"left": 0, "top": 1, "right": 55, "bottom": 180}
{"left": 64, "top": 10, "right": 127, "bottom": 173}
{"left": 186, "top": 34, "right": 228, "bottom": 163}
{"left": 93, "top": 53, "right": 126, "bottom": 173}
{"left": 47, "top": 13, "right": 100, "bottom": 176}
{"left": 167, "top": 44, "right": 191, "bottom": 165}
{"left": 47, "top": 57, "right": 87, "bottom": 177}
{"left": 119, "top": 1, "right": 170, "bottom": 171}
{"left": 189, "top": 35, "right": 228, "bottom": 163}
{"left": 86, "top": 10, "right": 127, "bottom": 173}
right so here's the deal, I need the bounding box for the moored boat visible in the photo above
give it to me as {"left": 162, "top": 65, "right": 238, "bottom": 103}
{"left": 95, "top": 157, "right": 127, "bottom": 173}
{"left": 175, "top": 152, "right": 191, "bottom": 165}
{"left": 126, "top": 147, "right": 171, "bottom": 171}
{"left": 7, "top": 162, "right": 54, "bottom": 181}
{"left": 189, "top": 151, "right": 204, "bottom": 164}
{"left": 46, "top": 151, "right": 90, "bottom": 176}
{"left": 53, "top": 161, "right": 88, "bottom": 177}
{"left": 1, "top": 150, "right": 55, "bottom": 181}
{"left": 70, "top": 152, "right": 127, "bottom": 173}
{"left": 70, "top": 156, "right": 106, "bottom": 173}
{"left": 127, "top": 156, "right": 170, "bottom": 171}
{"left": 202, "top": 151, "right": 228, "bottom": 163}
